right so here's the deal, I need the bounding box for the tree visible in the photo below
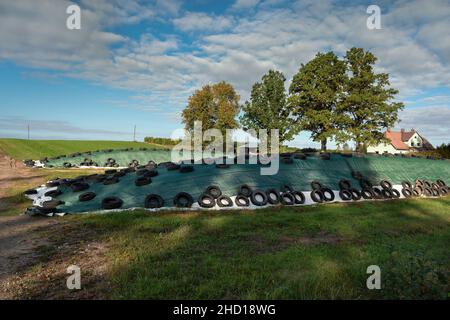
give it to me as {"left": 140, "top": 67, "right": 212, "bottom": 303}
{"left": 341, "top": 47, "right": 404, "bottom": 152}
{"left": 182, "top": 81, "right": 240, "bottom": 135}
{"left": 288, "top": 52, "right": 347, "bottom": 151}
{"left": 240, "top": 70, "right": 297, "bottom": 146}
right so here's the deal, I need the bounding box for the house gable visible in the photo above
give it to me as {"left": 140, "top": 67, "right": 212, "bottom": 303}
{"left": 406, "top": 132, "right": 422, "bottom": 148}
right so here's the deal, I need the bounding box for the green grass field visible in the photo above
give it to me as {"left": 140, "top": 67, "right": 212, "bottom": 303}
{"left": 69, "top": 197, "right": 449, "bottom": 299}
{"left": 0, "top": 138, "right": 166, "bottom": 160}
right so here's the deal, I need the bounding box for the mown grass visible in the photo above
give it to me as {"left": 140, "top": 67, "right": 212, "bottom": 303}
{"left": 0, "top": 138, "right": 167, "bottom": 160}
{"left": 66, "top": 197, "right": 450, "bottom": 299}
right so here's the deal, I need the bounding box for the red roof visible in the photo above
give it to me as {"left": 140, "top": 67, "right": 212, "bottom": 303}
{"left": 385, "top": 130, "right": 409, "bottom": 150}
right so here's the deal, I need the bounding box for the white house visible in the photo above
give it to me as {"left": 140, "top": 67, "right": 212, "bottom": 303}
{"left": 367, "top": 128, "right": 433, "bottom": 155}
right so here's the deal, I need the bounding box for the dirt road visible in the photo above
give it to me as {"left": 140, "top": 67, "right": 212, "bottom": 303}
{"left": 0, "top": 154, "right": 110, "bottom": 299}
{"left": 0, "top": 154, "right": 53, "bottom": 298}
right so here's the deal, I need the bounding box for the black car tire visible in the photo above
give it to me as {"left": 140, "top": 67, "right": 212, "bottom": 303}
{"left": 173, "top": 192, "right": 194, "bottom": 208}
{"left": 101, "top": 197, "right": 123, "bottom": 210}
{"left": 250, "top": 190, "right": 268, "bottom": 206}
{"left": 339, "top": 179, "right": 351, "bottom": 190}
{"left": 217, "top": 195, "right": 233, "bottom": 207}
{"left": 321, "top": 188, "right": 335, "bottom": 202}
{"left": 238, "top": 184, "right": 252, "bottom": 197}
{"left": 79, "top": 192, "right": 96, "bottom": 202}
{"left": 205, "top": 185, "right": 222, "bottom": 199}
{"left": 235, "top": 195, "right": 250, "bottom": 207}
{"left": 291, "top": 191, "right": 306, "bottom": 204}
{"left": 311, "top": 189, "right": 324, "bottom": 203}
{"left": 198, "top": 193, "right": 216, "bottom": 208}
{"left": 266, "top": 189, "right": 280, "bottom": 205}
{"left": 280, "top": 192, "right": 295, "bottom": 205}
{"left": 145, "top": 194, "right": 164, "bottom": 209}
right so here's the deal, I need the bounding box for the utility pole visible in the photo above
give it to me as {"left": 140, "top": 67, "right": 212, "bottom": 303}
{"left": 27, "top": 124, "right": 30, "bottom": 140}
{"left": 133, "top": 125, "right": 136, "bottom": 142}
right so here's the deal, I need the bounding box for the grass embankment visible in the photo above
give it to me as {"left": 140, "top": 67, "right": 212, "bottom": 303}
{"left": 0, "top": 138, "right": 167, "bottom": 160}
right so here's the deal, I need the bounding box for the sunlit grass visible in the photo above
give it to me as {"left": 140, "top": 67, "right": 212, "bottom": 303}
{"left": 64, "top": 197, "right": 450, "bottom": 299}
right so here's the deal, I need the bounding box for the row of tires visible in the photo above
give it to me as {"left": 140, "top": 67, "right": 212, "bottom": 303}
{"left": 26, "top": 179, "right": 449, "bottom": 214}
{"left": 24, "top": 163, "right": 198, "bottom": 201}
{"left": 40, "top": 147, "right": 167, "bottom": 162}
{"left": 72, "top": 184, "right": 311, "bottom": 210}
{"left": 46, "top": 152, "right": 332, "bottom": 169}
{"left": 24, "top": 172, "right": 448, "bottom": 213}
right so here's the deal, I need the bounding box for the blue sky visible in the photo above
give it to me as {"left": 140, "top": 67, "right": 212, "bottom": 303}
{"left": 0, "top": 0, "right": 449, "bottom": 147}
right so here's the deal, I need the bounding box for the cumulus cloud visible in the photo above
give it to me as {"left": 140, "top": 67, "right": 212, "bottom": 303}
{"left": 396, "top": 106, "right": 450, "bottom": 144}
{"left": 173, "top": 12, "right": 233, "bottom": 32}
{"left": 231, "top": 0, "right": 261, "bottom": 10}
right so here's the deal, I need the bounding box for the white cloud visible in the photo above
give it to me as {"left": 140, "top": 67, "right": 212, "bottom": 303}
{"left": 231, "top": 0, "right": 261, "bottom": 10}
{"left": 396, "top": 106, "right": 450, "bottom": 145}
{"left": 173, "top": 12, "right": 233, "bottom": 32}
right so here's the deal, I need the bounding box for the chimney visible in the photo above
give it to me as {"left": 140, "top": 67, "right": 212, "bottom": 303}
{"left": 400, "top": 128, "right": 405, "bottom": 132}
{"left": 411, "top": 128, "right": 415, "bottom": 132}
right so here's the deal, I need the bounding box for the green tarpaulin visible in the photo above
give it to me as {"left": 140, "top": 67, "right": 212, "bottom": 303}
{"left": 37, "top": 153, "right": 450, "bottom": 213}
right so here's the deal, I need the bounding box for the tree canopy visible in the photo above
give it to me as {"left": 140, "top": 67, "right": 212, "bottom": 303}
{"left": 182, "top": 81, "right": 240, "bottom": 134}
{"left": 240, "top": 69, "right": 297, "bottom": 145}
{"left": 340, "top": 47, "right": 404, "bottom": 151}
{"left": 288, "top": 52, "right": 347, "bottom": 150}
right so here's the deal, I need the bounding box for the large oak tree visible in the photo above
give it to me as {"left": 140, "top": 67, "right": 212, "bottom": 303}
{"left": 341, "top": 48, "right": 404, "bottom": 152}
{"left": 182, "top": 81, "right": 240, "bottom": 134}
{"left": 288, "top": 52, "right": 347, "bottom": 151}
{"left": 240, "top": 70, "right": 297, "bottom": 146}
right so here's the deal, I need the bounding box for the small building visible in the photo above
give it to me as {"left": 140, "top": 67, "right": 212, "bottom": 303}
{"left": 367, "top": 128, "right": 433, "bottom": 155}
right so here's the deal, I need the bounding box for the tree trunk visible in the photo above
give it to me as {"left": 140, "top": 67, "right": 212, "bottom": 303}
{"left": 321, "top": 138, "right": 327, "bottom": 151}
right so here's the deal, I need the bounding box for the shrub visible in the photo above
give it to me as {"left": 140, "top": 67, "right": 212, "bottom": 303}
{"left": 144, "top": 137, "right": 181, "bottom": 146}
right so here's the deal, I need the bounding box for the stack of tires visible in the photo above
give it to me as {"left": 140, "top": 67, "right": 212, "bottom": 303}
{"left": 104, "top": 158, "right": 119, "bottom": 168}
{"left": 128, "top": 159, "right": 140, "bottom": 168}
{"left": 310, "top": 181, "right": 335, "bottom": 203}
{"left": 63, "top": 162, "right": 74, "bottom": 168}
{"left": 338, "top": 179, "right": 362, "bottom": 201}
{"left": 401, "top": 181, "right": 419, "bottom": 198}
{"left": 79, "top": 158, "right": 98, "bottom": 166}
{"left": 23, "top": 159, "right": 35, "bottom": 167}
{"left": 197, "top": 185, "right": 233, "bottom": 208}
{"left": 413, "top": 179, "right": 448, "bottom": 197}
{"left": 378, "top": 180, "right": 401, "bottom": 199}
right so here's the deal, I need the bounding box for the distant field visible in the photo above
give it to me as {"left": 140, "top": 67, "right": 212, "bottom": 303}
{"left": 0, "top": 138, "right": 168, "bottom": 160}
